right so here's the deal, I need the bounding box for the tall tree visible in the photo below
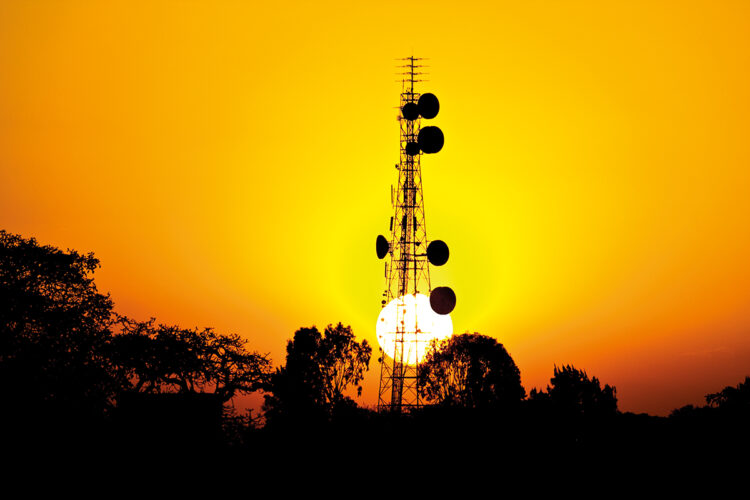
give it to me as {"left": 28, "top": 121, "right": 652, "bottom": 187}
{"left": 263, "top": 323, "right": 371, "bottom": 425}
{"left": 0, "top": 230, "right": 117, "bottom": 418}
{"left": 318, "top": 323, "right": 372, "bottom": 404}
{"left": 418, "top": 333, "right": 526, "bottom": 409}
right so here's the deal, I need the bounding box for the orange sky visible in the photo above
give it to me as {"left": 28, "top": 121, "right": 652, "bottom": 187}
{"left": 2, "top": 1, "right": 750, "bottom": 415}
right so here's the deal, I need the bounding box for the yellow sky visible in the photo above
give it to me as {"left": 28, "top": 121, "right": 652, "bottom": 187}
{"left": 2, "top": 0, "right": 750, "bottom": 415}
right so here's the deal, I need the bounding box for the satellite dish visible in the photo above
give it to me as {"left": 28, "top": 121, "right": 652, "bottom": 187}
{"left": 430, "top": 286, "right": 456, "bottom": 315}
{"left": 418, "top": 126, "right": 444, "bottom": 154}
{"left": 418, "top": 93, "right": 439, "bottom": 119}
{"left": 405, "top": 142, "right": 420, "bottom": 156}
{"left": 402, "top": 102, "right": 419, "bottom": 121}
{"left": 376, "top": 235, "right": 389, "bottom": 259}
{"left": 427, "top": 240, "right": 449, "bottom": 266}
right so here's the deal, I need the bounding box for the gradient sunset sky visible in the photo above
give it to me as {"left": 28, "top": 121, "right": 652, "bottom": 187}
{"left": 2, "top": 1, "right": 750, "bottom": 415}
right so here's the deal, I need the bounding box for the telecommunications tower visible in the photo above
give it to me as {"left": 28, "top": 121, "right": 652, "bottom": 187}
{"left": 375, "top": 57, "right": 456, "bottom": 413}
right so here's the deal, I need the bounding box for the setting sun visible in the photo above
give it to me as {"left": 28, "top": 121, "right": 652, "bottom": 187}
{"left": 376, "top": 294, "right": 453, "bottom": 366}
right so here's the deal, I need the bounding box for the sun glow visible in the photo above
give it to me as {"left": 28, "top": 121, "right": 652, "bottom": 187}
{"left": 376, "top": 293, "right": 453, "bottom": 366}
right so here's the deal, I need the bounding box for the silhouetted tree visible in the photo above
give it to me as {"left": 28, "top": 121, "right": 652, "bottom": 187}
{"left": 0, "top": 230, "right": 118, "bottom": 421}
{"left": 418, "top": 333, "right": 525, "bottom": 409}
{"left": 705, "top": 376, "right": 750, "bottom": 412}
{"left": 537, "top": 364, "right": 618, "bottom": 417}
{"left": 110, "top": 316, "right": 272, "bottom": 403}
{"left": 528, "top": 387, "right": 551, "bottom": 405}
{"left": 263, "top": 323, "right": 371, "bottom": 426}
{"left": 318, "top": 323, "right": 372, "bottom": 404}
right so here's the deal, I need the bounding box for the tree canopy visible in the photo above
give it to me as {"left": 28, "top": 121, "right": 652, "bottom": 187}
{"left": 418, "top": 333, "right": 526, "bottom": 409}
{"left": 111, "top": 316, "right": 272, "bottom": 403}
{"left": 0, "top": 229, "right": 117, "bottom": 417}
{"left": 0, "top": 229, "right": 272, "bottom": 431}
{"left": 263, "top": 323, "right": 371, "bottom": 425}
{"left": 705, "top": 376, "right": 750, "bottom": 412}
{"left": 530, "top": 364, "right": 618, "bottom": 417}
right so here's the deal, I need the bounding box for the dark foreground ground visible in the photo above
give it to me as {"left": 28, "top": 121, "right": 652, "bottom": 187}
{"left": 5, "top": 403, "right": 748, "bottom": 472}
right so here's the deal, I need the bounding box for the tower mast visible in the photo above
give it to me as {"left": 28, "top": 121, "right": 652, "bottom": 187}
{"left": 375, "top": 57, "right": 454, "bottom": 413}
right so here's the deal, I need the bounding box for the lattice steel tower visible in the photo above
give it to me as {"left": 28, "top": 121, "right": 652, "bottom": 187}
{"left": 374, "top": 57, "right": 456, "bottom": 413}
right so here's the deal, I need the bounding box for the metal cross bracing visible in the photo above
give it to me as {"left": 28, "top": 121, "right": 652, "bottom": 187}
{"left": 377, "top": 57, "right": 432, "bottom": 413}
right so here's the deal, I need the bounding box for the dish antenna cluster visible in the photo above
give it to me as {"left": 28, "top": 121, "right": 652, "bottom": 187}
{"left": 374, "top": 57, "right": 456, "bottom": 413}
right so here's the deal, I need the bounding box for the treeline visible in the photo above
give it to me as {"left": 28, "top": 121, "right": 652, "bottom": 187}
{"left": 2, "top": 229, "right": 749, "bottom": 460}
{"left": 0, "top": 230, "right": 266, "bottom": 450}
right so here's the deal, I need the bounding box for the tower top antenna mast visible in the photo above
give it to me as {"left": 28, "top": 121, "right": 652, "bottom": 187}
{"left": 396, "top": 56, "right": 428, "bottom": 92}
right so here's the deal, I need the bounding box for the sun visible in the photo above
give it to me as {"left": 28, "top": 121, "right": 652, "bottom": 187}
{"left": 376, "top": 293, "right": 453, "bottom": 366}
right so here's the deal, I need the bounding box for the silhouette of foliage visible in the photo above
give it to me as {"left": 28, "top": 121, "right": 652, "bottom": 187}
{"left": 0, "top": 230, "right": 118, "bottom": 419}
{"left": 318, "top": 323, "right": 372, "bottom": 402}
{"left": 418, "top": 333, "right": 525, "bottom": 408}
{"left": 528, "top": 387, "right": 551, "bottom": 406}
{"left": 263, "top": 323, "right": 371, "bottom": 425}
{"left": 8, "top": 228, "right": 750, "bottom": 460}
{"left": 536, "top": 364, "right": 618, "bottom": 417}
{"left": 111, "top": 316, "right": 272, "bottom": 403}
{"left": 705, "top": 376, "right": 750, "bottom": 412}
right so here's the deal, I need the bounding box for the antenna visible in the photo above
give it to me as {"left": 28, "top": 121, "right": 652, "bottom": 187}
{"left": 375, "top": 57, "right": 456, "bottom": 413}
